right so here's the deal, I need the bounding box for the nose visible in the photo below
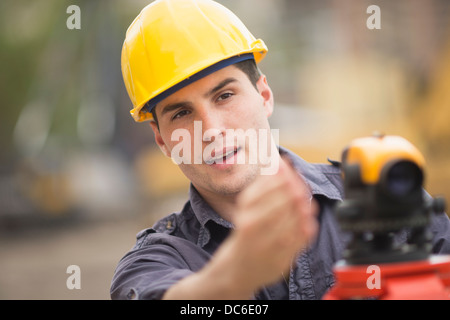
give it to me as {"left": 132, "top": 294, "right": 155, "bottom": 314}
{"left": 203, "top": 127, "right": 223, "bottom": 141}
{"left": 199, "top": 110, "right": 226, "bottom": 141}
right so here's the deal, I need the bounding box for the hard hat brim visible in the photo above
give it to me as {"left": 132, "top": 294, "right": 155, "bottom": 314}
{"left": 142, "top": 53, "right": 255, "bottom": 117}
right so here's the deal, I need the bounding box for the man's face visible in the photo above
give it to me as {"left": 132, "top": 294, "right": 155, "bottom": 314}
{"left": 150, "top": 64, "right": 274, "bottom": 197}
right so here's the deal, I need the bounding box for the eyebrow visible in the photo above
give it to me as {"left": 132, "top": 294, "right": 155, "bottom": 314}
{"left": 159, "top": 77, "right": 238, "bottom": 118}
{"left": 203, "top": 77, "right": 238, "bottom": 98}
{"left": 160, "top": 101, "right": 191, "bottom": 118}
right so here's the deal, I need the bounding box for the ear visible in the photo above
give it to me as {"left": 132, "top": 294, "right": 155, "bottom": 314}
{"left": 256, "top": 75, "right": 274, "bottom": 118}
{"left": 149, "top": 121, "right": 171, "bottom": 157}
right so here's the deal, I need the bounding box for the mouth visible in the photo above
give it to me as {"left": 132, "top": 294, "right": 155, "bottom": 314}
{"left": 205, "top": 146, "right": 241, "bottom": 165}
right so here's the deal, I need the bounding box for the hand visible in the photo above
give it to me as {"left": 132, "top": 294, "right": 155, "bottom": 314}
{"left": 218, "top": 156, "right": 319, "bottom": 293}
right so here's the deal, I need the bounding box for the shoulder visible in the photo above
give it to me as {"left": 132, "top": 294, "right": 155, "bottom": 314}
{"left": 122, "top": 220, "right": 211, "bottom": 272}
{"left": 311, "top": 160, "right": 344, "bottom": 198}
{"left": 111, "top": 217, "right": 210, "bottom": 300}
{"left": 139, "top": 200, "right": 199, "bottom": 241}
{"left": 279, "top": 146, "right": 344, "bottom": 201}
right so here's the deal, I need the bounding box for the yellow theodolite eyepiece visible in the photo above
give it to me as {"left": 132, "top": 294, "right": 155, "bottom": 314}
{"left": 343, "top": 134, "right": 425, "bottom": 186}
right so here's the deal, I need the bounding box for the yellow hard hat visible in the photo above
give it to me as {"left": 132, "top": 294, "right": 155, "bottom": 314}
{"left": 121, "top": 0, "right": 268, "bottom": 122}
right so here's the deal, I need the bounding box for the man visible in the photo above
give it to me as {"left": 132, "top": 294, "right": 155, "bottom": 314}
{"left": 111, "top": 0, "right": 450, "bottom": 300}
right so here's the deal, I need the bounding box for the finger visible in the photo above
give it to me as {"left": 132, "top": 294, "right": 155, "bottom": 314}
{"left": 234, "top": 181, "right": 296, "bottom": 231}
{"left": 292, "top": 197, "right": 319, "bottom": 249}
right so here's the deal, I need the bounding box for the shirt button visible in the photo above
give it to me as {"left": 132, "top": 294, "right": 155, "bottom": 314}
{"left": 127, "top": 289, "right": 137, "bottom": 300}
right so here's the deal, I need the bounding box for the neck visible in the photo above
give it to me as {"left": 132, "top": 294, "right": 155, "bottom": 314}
{"left": 193, "top": 185, "right": 240, "bottom": 223}
{"left": 192, "top": 153, "right": 286, "bottom": 223}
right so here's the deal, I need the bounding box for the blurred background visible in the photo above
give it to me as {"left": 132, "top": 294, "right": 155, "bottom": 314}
{"left": 0, "top": 0, "right": 449, "bottom": 299}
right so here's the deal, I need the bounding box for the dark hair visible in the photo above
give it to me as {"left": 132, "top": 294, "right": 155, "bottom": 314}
{"left": 234, "top": 58, "right": 261, "bottom": 90}
{"left": 152, "top": 58, "right": 261, "bottom": 128}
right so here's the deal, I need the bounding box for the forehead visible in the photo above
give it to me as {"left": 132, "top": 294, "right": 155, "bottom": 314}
{"left": 154, "top": 65, "right": 246, "bottom": 111}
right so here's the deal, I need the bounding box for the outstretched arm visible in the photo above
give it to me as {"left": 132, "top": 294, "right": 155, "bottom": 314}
{"left": 163, "top": 158, "right": 318, "bottom": 299}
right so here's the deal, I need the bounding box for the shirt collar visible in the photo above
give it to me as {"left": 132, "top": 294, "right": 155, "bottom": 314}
{"left": 190, "top": 185, "right": 233, "bottom": 227}
{"left": 278, "top": 146, "right": 342, "bottom": 201}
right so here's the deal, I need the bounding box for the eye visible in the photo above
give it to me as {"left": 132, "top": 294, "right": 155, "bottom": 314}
{"left": 171, "top": 109, "right": 191, "bottom": 121}
{"left": 217, "top": 92, "right": 234, "bottom": 102}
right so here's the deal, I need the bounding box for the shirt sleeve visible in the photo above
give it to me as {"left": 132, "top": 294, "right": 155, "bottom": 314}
{"left": 422, "top": 191, "right": 450, "bottom": 254}
{"left": 110, "top": 231, "right": 211, "bottom": 300}
{"left": 430, "top": 210, "right": 450, "bottom": 254}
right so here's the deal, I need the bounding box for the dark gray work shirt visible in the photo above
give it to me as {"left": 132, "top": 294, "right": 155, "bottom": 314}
{"left": 110, "top": 147, "right": 450, "bottom": 300}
